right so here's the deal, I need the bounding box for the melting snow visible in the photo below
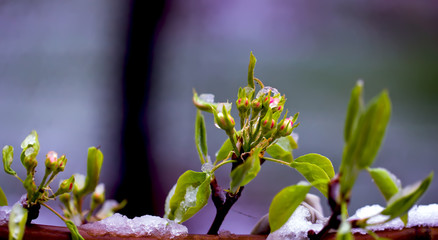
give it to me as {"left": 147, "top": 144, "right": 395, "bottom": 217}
{"left": 267, "top": 205, "right": 326, "bottom": 240}
{"left": 199, "top": 94, "right": 214, "bottom": 103}
{"left": 350, "top": 204, "right": 438, "bottom": 234}
{"left": 80, "top": 213, "right": 188, "bottom": 238}
{"left": 268, "top": 204, "right": 438, "bottom": 239}
{"left": 0, "top": 206, "right": 12, "bottom": 225}
{"left": 201, "top": 162, "right": 214, "bottom": 173}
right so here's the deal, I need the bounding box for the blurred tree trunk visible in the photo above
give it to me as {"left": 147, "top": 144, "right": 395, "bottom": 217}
{"left": 116, "top": 0, "right": 166, "bottom": 217}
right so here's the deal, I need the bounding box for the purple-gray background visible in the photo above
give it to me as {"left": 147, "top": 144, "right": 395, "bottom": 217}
{"left": 0, "top": 0, "right": 437, "bottom": 234}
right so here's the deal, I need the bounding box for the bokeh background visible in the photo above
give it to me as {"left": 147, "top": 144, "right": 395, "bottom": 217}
{"left": 1, "top": 0, "right": 437, "bottom": 234}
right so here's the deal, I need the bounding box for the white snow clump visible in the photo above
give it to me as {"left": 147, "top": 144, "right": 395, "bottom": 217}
{"left": 80, "top": 213, "right": 188, "bottom": 238}
{"left": 268, "top": 204, "right": 438, "bottom": 239}
{"left": 267, "top": 205, "right": 326, "bottom": 240}
{"left": 0, "top": 206, "right": 12, "bottom": 225}
{"left": 350, "top": 204, "right": 438, "bottom": 234}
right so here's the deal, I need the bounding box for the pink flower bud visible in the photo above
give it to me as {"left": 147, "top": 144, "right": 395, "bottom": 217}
{"left": 45, "top": 151, "right": 58, "bottom": 172}
{"left": 278, "top": 117, "right": 294, "bottom": 136}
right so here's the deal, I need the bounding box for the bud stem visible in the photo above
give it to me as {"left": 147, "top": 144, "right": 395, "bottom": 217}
{"left": 226, "top": 131, "right": 240, "bottom": 158}
{"left": 262, "top": 157, "right": 291, "bottom": 167}
{"left": 211, "top": 160, "right": 237, "bottom": 173}
{"left": 41, "top": 202, "right": 67, "bottom": 222}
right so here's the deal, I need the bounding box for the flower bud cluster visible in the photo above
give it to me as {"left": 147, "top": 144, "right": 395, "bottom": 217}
{"left": 214, "top": 104, "right": 235, "bottom": 132}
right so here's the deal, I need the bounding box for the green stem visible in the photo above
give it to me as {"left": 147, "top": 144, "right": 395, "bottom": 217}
{"left": 227, "top": 131, "right": 240, "bottom": 157}
{"left": 211, "top": 160, "right": 237, "bottom": 173}
{"left": 249, "top": 117, "right": 262, "bottom": 144}
{"left": 196, "top": 144, "right": 206, "bottom": 165}
{"left": 262, "top": 157, "right": 291, "bottom": 167}
{"left": 42, "top": 202, "right": 67, "bottom": 222}
{"left": 37, "top": 171, "right": 50, "bottom": 192}
{"left": 14, "top": 174, "right": 24, "bottom": 183}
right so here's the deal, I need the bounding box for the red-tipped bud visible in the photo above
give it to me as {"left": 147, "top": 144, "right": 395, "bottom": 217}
{"left": 56, "top": 155, "right": 67, "bottom": 172}
{"left": 55, "top": 175, "right": 75, "bottom": 196}
{"left": 262, "top": 94, "right": 271, "bottom": 108}
{"left": 261, "top": 108, "right": 275, "bottom": 133}
{"left": 236, "top": 97, "right": 250, "bottom": 111}
{"left": 45, "top": 151, "right": 58, "bottom": 172}
{"left": 278, "top": 117, "right": 294, "bottom": 136}
{"left": 214, "top": 111, "right": 235, "bottom": 131}
{"left": 262, "top": 119, "right": 276, "bottom": 130}
{"left": 214, "top": 105, "right": 235, "bottom": 132}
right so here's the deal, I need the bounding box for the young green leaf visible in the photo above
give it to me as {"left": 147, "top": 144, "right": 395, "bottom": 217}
{"left": 195, "top": 110, "right": 208, "bottom": 164}
{"left": 215, "top": 138, "right": 232, "bottom": 162}
{"left": 247, "top": 51, "right": 257, "bottom": 89}
{"left": 79, "top": 147, "right": 103, "bottom": 197}
{"left": 2, "top": 145, "right": 16, "bottom": 175}
{"left": 8, "top": 203, "right": 28, "bottom": 240}
{"left": 20, "top": 130, "right": 40, "bottom": 152}
{"left": 229, "top": 148, "right": 261, "bottom": 193}
{"left": 192, "top": 90, "right": 217, "bottom": 113}
{"left": 166, "top": 170, "right": 211, "bottom": 223}
{"left": 290, "top": 161, "right": 331, "bottom": 197}
{"left": 380, "top": 172, "right": 433, "bottom": 221}
{"left": 340, "top": 90, "right": 391, "bottom": 195}
{"left": 368, "top": 167, "right": 400, "bottom": 201}
{"left": 65, "top": 219, "right": 85, "bottom": 240}
{"left": 164, "top": 184, "right": 177, "bottom": 218}
{"left": 0, "top": 186, "right": 7, "bottom": 206}
{"left": 344, "top": 80, "right": 363, "bottom": 142}
{"left": 345, "top": 90, "right": 391, "bottom": 170}
{"left": 294, "top": 153, "right": 335, "bottom": 179}
{"left": 268, "top": 182, "right": 311, "bottom": 232}
{"left": 266, "top": 135, "right": 298, "bottom": 163}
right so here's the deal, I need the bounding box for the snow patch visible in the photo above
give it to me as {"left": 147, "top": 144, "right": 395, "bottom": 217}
{"left": 268, "top": 204, "right": 438, "bottom": 239}
{"left": 80, "top": 213, "right": 188, "bottom": 238}
{"left": 267, "top": 205, "right": 327, "bottom": 240}
{"left": 0, "top": 206, "right": 12, "bottom": 225}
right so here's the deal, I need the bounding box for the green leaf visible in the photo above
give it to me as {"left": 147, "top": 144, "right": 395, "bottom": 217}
{"left": 195, "top": 110, "right": 208, "bottom": 164}
{"left": 400, "top": 213, "right": 408, "bottom": 226}
{"left": 247, "top": 52, "right": 257, "bottom": 89}
{"left": 8, "top": 203, "right": 28, "bottom": 240}
{"left": 290, "top": 161, "right": 331, "bottom": 197}
{"left": 381, "top": 172, "right": 433, "bottom": 221}
{"left": 340, "top": 90, "right": 391, "bottom": 195}
{"left": 192, "top": 90, "right": 217, "bottom": 113}
{"left": 164, "top": 184, "right": 176, "bottom": 218}
{"left": 166, "top": 170, "right": 211, "bottom": 223}
{"left": 79, "top": 147, "right": 103, "bottom": 197}
{"left": 215, "top": 138, "right": 233, "bottom": 162}
{"left": 344, "top": 80, "right": 363, "bottom": 142}
{"left": 65, "top": 220, "right": 85, "bottom": 240}
{"left": 229, "top": 148, "right": 261, "bottom": 193}
{"left": 2, "top": 145, "right": 16, "bottom": 175}
{"left": 0, "top": 186, "right": 7, "bottom": 206}
{"left": 368, "top": 167, "right": 400, "bottom": 201}
{"left": 20, "top": 130, "right": 39, "bottom": 152}
{"left": 266, "top": 135, "right": 298, "bottom": 163}
{"left": 344, "top": 90, "right": 391, "bottom": 170}
{"left": 294, "top": 153, "right": 335, "bottom": 179}
{"left": 268, "top": 182, "right": 311, "bottom": 232}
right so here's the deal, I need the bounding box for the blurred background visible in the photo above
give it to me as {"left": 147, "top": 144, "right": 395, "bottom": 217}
{"left": 0, "top": 0, "right": 437, "bottom": 234}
